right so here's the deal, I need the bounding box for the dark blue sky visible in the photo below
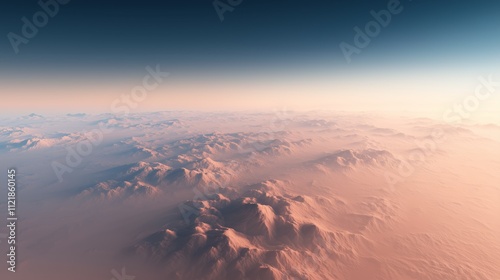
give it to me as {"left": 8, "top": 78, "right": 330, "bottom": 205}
{"left": 1, "top": 0, "right": 499, "bottom": 80}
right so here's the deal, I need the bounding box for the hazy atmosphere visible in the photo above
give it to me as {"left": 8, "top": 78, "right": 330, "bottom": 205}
{"left": 1, "top": 0, "right": 499, "bottom": 279}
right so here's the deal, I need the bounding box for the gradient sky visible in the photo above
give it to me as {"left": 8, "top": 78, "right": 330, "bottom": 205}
{"left": 1, "top": 0, "right": 499, "bottom": 121}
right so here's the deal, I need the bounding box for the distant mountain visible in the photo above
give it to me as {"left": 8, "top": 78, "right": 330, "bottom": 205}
{"left": 307, "top": 148, "right": 400, "bottom": 172}
{"left": 78, "top": 158, "right": 235, "bottom": 200}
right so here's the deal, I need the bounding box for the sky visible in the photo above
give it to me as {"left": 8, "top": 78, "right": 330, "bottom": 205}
{"left": 1, "top": 0, "right": 499, "bottom": 122}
